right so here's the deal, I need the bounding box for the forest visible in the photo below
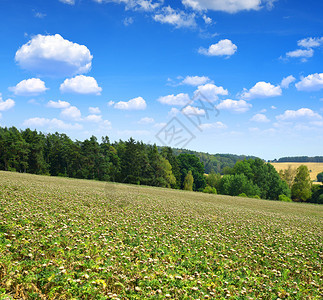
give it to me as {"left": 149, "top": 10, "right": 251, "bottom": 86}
{"left": 0, "top": 126, "right": 321, "bottom": 203}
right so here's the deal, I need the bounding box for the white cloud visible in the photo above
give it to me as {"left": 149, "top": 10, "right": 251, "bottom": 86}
{"left": 89, "top": 107, "right": 101, "bottom": 114}
{"left": 59, "top": 0, "right": 75, "bottom": 4}
{"left": 217, "top": 99, "right": 252, "bottom": 113}
{"left": 34, "top": 12, "right": 46, "bottom": 18}
{"left": 153, "top": 6, "right": 196, "bottom": 28}
{"left": 60, "top": 75, "right": 102, "bottom": 95}
{"left": 0, "top": 94, "right": 15, "bottom": 111}
{"left": 23, "top": 117, "right": 82, "bottom": 130}
{"left": 250, "top": 113, "right": 270, "bottom": 122}
{"left": 182, "top": 0, "right": 271, "bottom": 13}
{"left": 286, "top": 48, "right": 313, "bottom": 58}
{"left": 138, "top": 117, "right": 154, "bottom": 124}
{"left": 241, "top": 81, "right": 282, "bottom": 100}
{"left": 181, "top": 75, "right": 211, "bottom": 86}
{"left": 123, "top": 17, "right": 134, "bottom": 26}
{"left": 114, "top": 96, "right": 147, "bottom": 110}
{"left": 60, "top": 106, "right": 82, "bottom": 120}
{"left": 280, "top": 75, "right": 296, "bottom": 89}
{"left": 198, "top": 39, "right": 237, "bottom": 57}
{"left": 182, "top": 105, "right": 205, "bottom": 116}
{"left": 202, "top": 15, "right": 212, "bottom": 24}
{"left": 9, "top": 78, "right": 48, "bottom": 96}
{"left": 168, "top": 107, "right": 180, "bottom": 116}
{"left": 271, "top": 105, "right": 277, "bottom": 109}
{"left": 158, "top": 93, "right": 190, "bottom": 106}
{"left": 153, "top": 122, "right": 167, "bottom": 128}
{"left": 199, "top": 121, "right": 227, "bottom": 130}
{"left": 107, "top": 101, "right": 115, "bottom": 106}
{"left": 194, "top": 83, "right": 228, "bottom": 102}
{"left": 295, "top": 73, "right": 323, "bottom": 91}
{"left": 47, "top": 100, "right": 71, "bottom": 109}
{"left": 15, "top": 34, "right": 92, "bottom": 76}
{"left": 276, "top": 108, "right": 322, "bottom": 121}
{"left": 84, "top": 114, "right": 103, "bottom": 123}
{"left": 297, "top": 37, "right": 323, "bottom": 48}
{"left": 93, "top": 0, "right": 162, "bottom": 12}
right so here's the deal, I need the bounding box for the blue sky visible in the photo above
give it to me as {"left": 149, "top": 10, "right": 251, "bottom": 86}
{"left": 0, "top": 0, "right": 322, "bottom": 160}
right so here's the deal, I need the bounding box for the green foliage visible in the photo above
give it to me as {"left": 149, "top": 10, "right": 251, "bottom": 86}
{"left": 206, "top": 171, "right": 221, "bottom": 189}
{"left": 317, "top": 172, "right": 323, "bottom": 183}
{"left": 183, "top": 170, "right": 194, "bottom": 191}
{"left": 309, "top": 185, "right": 323, "bottom": 204}
{"left": 291, "top": 165, "right": 312, "bottom": 202}
{"left": 218, "top": 174, "right": 261, "bottom": 197}
{"left": 279, "top": 194, "right": 292, "bottom": 202}
{"left": 177, "top": 154, "right": 206, "bottom": 191}
{"left": 278, "top": 165, "right": 297, "bottom": 189}
{"left": 202, "top": 185, "right": 217, "bottom": 194}
{"left": 238, "top": 193, "right": 247, "bottom": 197}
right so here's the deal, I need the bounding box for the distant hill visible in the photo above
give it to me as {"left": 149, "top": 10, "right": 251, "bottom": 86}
{"left": 270, "top": 156, "right": 323, "bottom": 163}
{"left": 169, "top": 148, "right": 258, "bottom": 174}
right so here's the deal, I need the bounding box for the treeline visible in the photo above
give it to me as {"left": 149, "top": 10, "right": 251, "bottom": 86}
{"left": 271, "top": 156, "right": 323, "bottom": 163}
{"left": 0, "top": 126, "right": 321, "bottom": 203}
{"left": 169, "top": 148, "right": 257, "bottom": 174}
{"left": 0, "top": 127, "right": 206, "bottom": 191}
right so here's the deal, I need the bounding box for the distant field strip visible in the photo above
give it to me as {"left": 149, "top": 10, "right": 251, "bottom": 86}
{"left": 0, "top": 171, "right": 322, "bottom": 299}
{"left": 271, "top": 162, "right": 323, "bottom": 181}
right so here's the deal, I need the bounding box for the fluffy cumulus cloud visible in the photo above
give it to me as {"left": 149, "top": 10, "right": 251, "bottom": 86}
{"left": 286, "top": 48, "right": 313, "bottom": 58}
{"left": 60, "top": 106, "right": 82, "bottom": 120}
{"left": 276, "top": 108, "right": 322, "bottom": 122}
{"left": 60, "top": 75, "right": 102, "bottom": 95}
{"left": 217, "top": 99, "right": 252, "bottom": 113}
{"left": 138, "top": 117, "right": 154, "bottom": 124}
{"left": 199, "top": 39, "right": 237, "bottom": 57}
{"left": 84, "top": 114, "right": 103, "bottom": 123}
{"left": 23, "top": 117, "right": 82, "bottom": 130}
{"left": 114, "top": 96, "right": 147, "bottom": 110}
{"left": 158, "top": 93, "right": 190, "bottom": 106}
{"left": 194, "top": 83, "right": 228, "bottom": 102}
{"left": 297, "top": 37, "right": 323, "bottom": 48}
{"left": 295, "top": 73, "right": 323, "bottom": 91}
{"left": 250, "top": 113, "right": 270, "bottom": 122}
{"left": 181, "top": 75, "right": 211, "bottom": 86}
{"left": 0, "top": 94, "right": 15, "bottom": 111}
{"left": 153, "top": 6, "right": 196, "bottom": 28}
{"left": 280, "top": 75, "right": 296, "bottom": 89}
{"left": 47, "top": 100, "right": 71, "bottom": 109}
{"left": 241, "top": 81, "right": 282, "bottom": 100}
{"left": 285, "top": 36, "right": 323, "bottom": 61}
{"left": 9, "top": 78, "right": 48, "bottom": 96}
{"left": 199, "top": 121, "right": 227, "bottom": 130}
{"left": 182, "top": 105, "right": 205, "bottom": 116}
{"left": 89, "top": 107, "right": 101, "bottom": 114}
{"left": 15, "top": 34, "right": 93, "bottom": 77}
{"left": 182, "top": 0, "right": 274, "bottom": 13}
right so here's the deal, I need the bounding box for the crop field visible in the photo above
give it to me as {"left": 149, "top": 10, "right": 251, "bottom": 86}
{"left": 0, "top": 171, "right": 322, "bottom": 299}
{"left": 271, "top": 162, "right": 323, "bottom": 182}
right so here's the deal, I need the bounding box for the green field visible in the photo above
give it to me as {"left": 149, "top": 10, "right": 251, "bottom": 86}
{"left": 0, "top": 172, "right": 322, "bottom": 299}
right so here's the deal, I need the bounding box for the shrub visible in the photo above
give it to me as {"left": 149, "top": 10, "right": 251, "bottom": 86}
{"left": 279, "top": 194, "right": 292, "bottom": 202}
{"left": 238, "top": 193, "right": 247, "bottom": 197}
{"left": 202, "top": 185, "right": 217, "bottom": 194}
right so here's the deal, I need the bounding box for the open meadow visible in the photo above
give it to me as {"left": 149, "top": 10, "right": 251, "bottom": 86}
{"left": 0, "top": 171, "right": 322, "bottom": 299}
{"left": 271, "top": 163, "right": 323, "bottom": 182}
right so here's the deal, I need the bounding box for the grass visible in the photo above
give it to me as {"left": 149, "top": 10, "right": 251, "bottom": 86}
{"left": 271, "top": 162, "right": 323, "bottom": 182}
{"left": 0, "top": 171, "right": 322, "bottom": 299}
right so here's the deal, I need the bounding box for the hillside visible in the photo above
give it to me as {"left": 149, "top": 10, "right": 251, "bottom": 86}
{"left": 271, "top": 162, "right": 323, "bottom": 181}
{"left": 0, "top": 171, "right": 322, "bottom": 299}
{"left": 169, "top": 148, "right": 258, "bottom": 174}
